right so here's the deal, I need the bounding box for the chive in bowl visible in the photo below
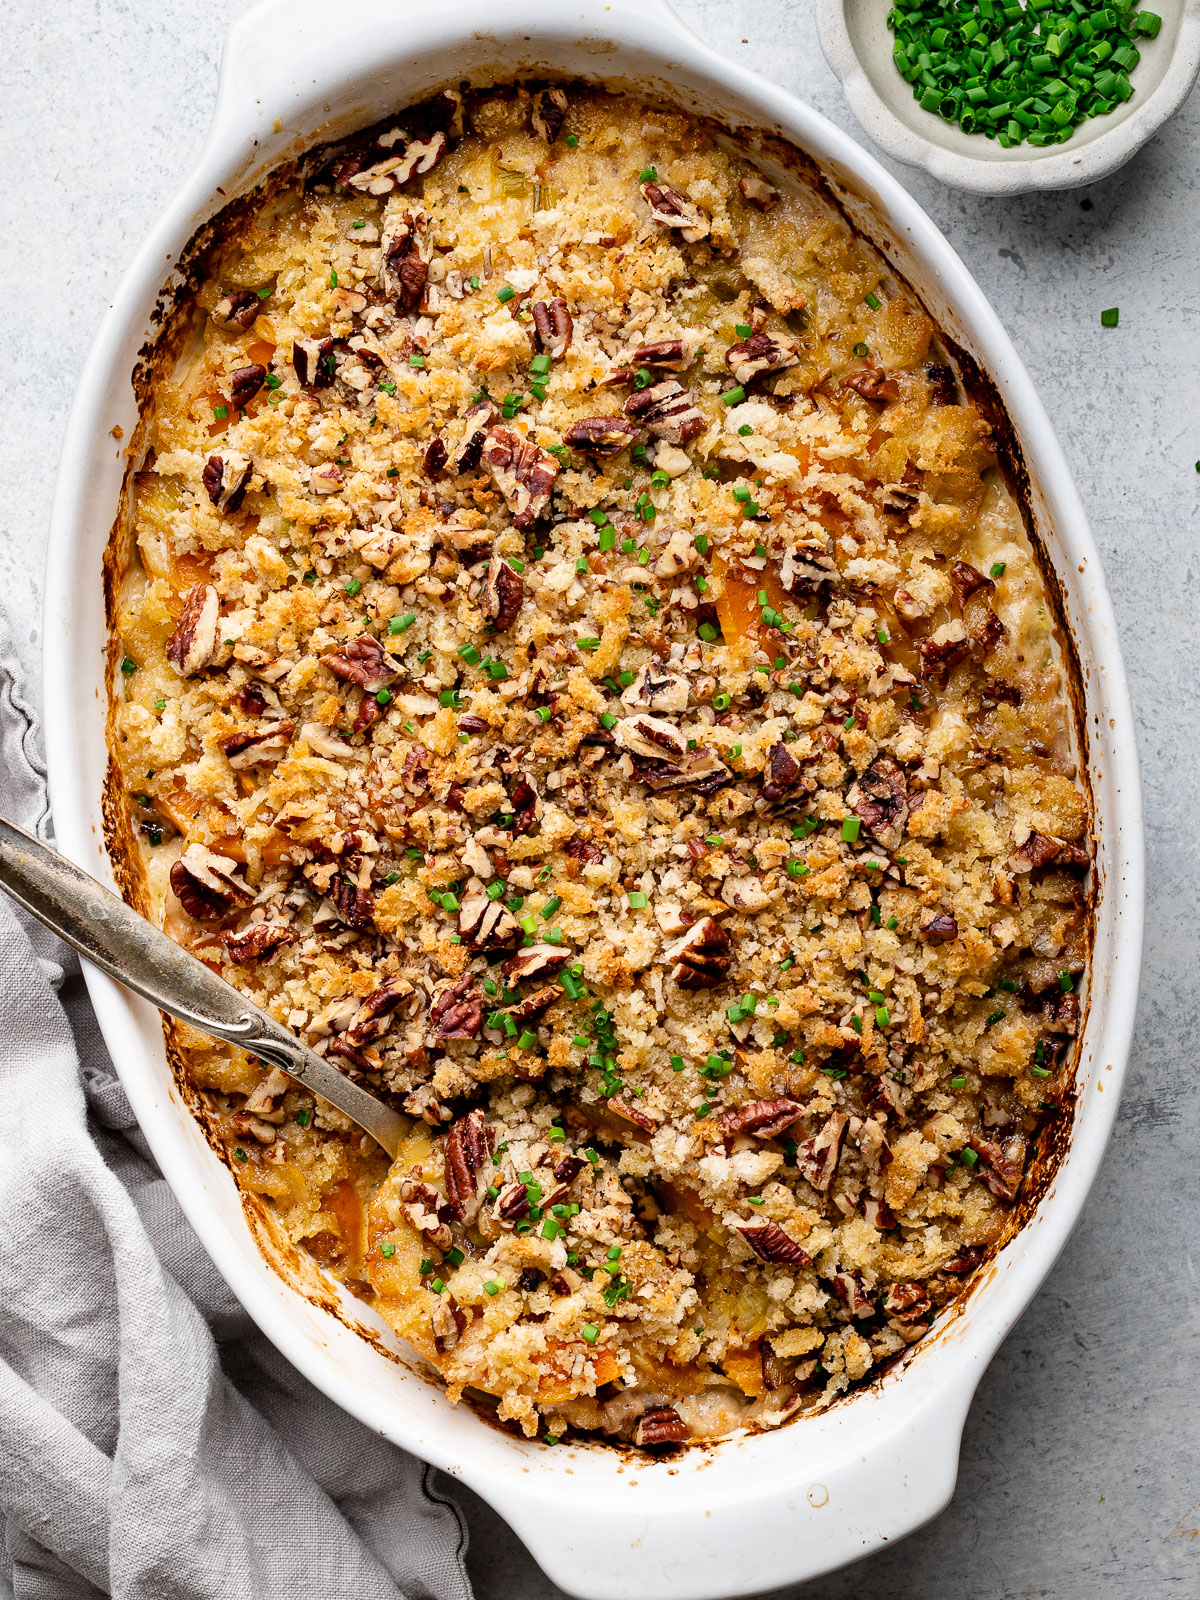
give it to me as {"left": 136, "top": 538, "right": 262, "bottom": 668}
{"left": 817, "top": 0, "right": 1200, "bottom": 194}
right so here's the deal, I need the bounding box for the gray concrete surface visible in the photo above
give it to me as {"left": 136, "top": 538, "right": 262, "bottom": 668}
{"left": 2, "top": 2, "right": 1197, "bottom": 1596}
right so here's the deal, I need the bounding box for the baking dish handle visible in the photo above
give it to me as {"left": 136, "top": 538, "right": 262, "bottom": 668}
{"left": 474, "top": 1367, "right": 979, "bottom": 1600}
{"left": 207, "top": 0, "right": 701, "bottom": 148}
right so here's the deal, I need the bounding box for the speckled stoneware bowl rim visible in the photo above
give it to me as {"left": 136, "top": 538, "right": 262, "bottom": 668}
{"left": 43, "top": 1, "right": 1144, "bottom": 1595}
{"left": 817, "top": 0, "right": 1200, "bottom": 194}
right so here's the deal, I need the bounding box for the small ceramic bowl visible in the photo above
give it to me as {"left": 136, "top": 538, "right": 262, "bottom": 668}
{"left": 817, "top": 0, "right": 1200, "bottom": 194}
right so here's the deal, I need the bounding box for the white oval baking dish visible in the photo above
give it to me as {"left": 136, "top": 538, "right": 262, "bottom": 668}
{"left": 42, "top": 1, "right": 1144, "bottom": 1594}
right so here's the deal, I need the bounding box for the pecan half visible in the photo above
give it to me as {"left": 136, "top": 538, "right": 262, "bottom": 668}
{"left": 321, "top": 635, "right": 402, "bottom": 692}
{"left": 640, "top": 181, "right": 710, "bottom": 242}
{"left": 738, "top": 172, "right": 780, "bottom": 209}
{"left": 563, "top": 416, "right": 641, "bottom": 455}
{"left": 430, "top": 975, "right": 485, "bottom": 1039}
{"left": 840, "top": 366, "right": 899, "bottom": 405}
{"left": 202, "top": 451, "right": 253, "bottom": 515}
{"left": 229, "top": 363, "right": 266, "bottom": 410}
{"left": 221, "top": 923, "right": 298, "bottom": 963}
{"left": 531, "top": 296, "right": 572, "bottom": 357}
{"left": 458, "top": 894, "right": 522, "bottom": 950}
{"left": 166, "top": 584, "right": 221, "bottom": 677}
{"left": 501, "top": 943, "right": 570, "bottom": 979}
{"left": 737, "top": 1220, "right": 812, "bottom": 1267}
{"left": 293, "top": 336, "right": 335, "bottom": 388}
{"left": 761, "top": 741, "right": 803, "bottom": 802}
{"left": 967, "top": 1134, "right": 1027, "bottom": 1203}
{"left": 219, "top": 721, "right": 294, "bottom": 770}
{"left": 794, "top": 1112, "right": 848, "bottom": 1193}
{"left": 531, "top": 87, "right": 568, "bottom": 143}
{"left": 210, "top": 289, "right": 261, "bottom": 333}
{"left": 480, "top": 426, "right": 559, "bottom": 528}
{"left": 484, "top": 557, "right": 524, "bottom": 631}
{"left": 613, "top": 712, "right": 688, "bottom": 765}
{"left": 846, "top": 755, "right": 909, "bottom": 853}
{"left": 721, "top": 1098, "right": 805, "bottom": 1141}
{"left": 444, "top": 1109, "right": 493, "bottom": 1223}
{"left": 667, "top": 917, "right": 731, "bottom": 990}
{"left": 725, "top": 331, "right": 798, "bottom": 387}
{"left": 634, "top": 1407, "right": 690, "bottom": 1447}
{"left": 346, "top": 977, "right": 410, "bottom": 1045}
{"left": 623, "top": 380, "right": 705, "bottom": 445}
{"left": 169, "top": 844, "right": 252, "bottom": 921}
{"left": 919, "top": 910, "right": 959, "bottom": 943}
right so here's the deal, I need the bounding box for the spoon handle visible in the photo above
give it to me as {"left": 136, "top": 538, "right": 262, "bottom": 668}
{"left": 0, "top": 815, "right": 404, "bottom": 1158}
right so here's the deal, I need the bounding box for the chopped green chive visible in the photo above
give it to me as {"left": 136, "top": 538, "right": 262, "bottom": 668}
{"left": 865, "top": 291, "right": 881, "bottom": 310}
{"left": 638, "top": 165, "right": 658, "bottom": 182}
{"left": 496, "top": 284, "right": 516, "bottom": 303}
{"left": 991, "top": 561, "right": 1007, "bottom": 578}
{"left": 723, "top": 386, "right": 746, "bottom": 406}
{"left": 1101, "top": 307, "right": 1119, "bottom": 328}
{"left": 627, "top": 890, "right": 647, "bottom": 909}
{"left": 841, "top": 817, "right": 861, "bottom": 843}
{"left": 388, "top": 612, "right": 415, "bottom": 634}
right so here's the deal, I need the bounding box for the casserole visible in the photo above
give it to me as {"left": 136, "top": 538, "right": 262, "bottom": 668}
{"left": 43, "top": 0, "right": 1144, "bottom": 1594}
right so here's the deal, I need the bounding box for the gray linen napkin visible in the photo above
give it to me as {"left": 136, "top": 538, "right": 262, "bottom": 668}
{"left": 0, "top": 616, "right": 474, "bottom": 1600}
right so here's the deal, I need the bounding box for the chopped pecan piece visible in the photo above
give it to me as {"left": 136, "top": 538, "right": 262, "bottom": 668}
{"left": 219, "top": 721, "right": 294, "bottom": 769}
{"left": 862, "top": 1197, "right": 898, "bottom": 1230}
{"left": 423, "top": 436, "right": 448, "bottom": 477}
{"left": 919, "top": 910, "right": 959, "bottom": 943}
{"left": 484, "top": 557, "right": 524, "bottom": 631}
{"left": 320, "top": 635, "right": 402, "bottom": 692}
{"left": 202, "top": 451, "right": 253, "bottom": 514}
{"left": 725, "top": 331, "right": 799, "bottom": 387}
{"left": 310, "top": 464, "right": 344, "bottom": 496}
{"left": 503, "top": 985, "right": 560, "bottom": 1028}
{"left": 346, "top": 977, "right": 410, "bottom": 1045}
{"left": 431, "top": 1292, "right": 466, "bottom": 1354}
{"left": 667, "top": 917, "right": 731, "bottom": 990}
{"left": 292, "top": 336, "right": 335, "bottom": 388}
{"left": 210, "top": 289, "right": 261, "bottom": 333}
{"left": 737, "top": 1220, "right": 812, "bottom": 1267}
{"left": 610, "top": 1097, "right": 659, "bottom": 1133}
{"left": 738, "top": 172, "right": 780, "bottom": 209}
{"left": 444, "top": 1108, "right": 493, "bottom": 1223}
{"left": 846, "top": 755, "right": 909, "bottom": 852}
{"left": 950, "top": 560, "right": 993, "bottom": 607}
{"left": 450, "top": 401, "right": 495, "bottom": 472}
{"left": 380, "top": 209, "right": 429, "bottom": 312}
{"left": 794, "top": 1112, "right": 848, "bottom": 1193}
{"left": 480, "top": 425, "right": 559, "bottom": 528}
{"left": 761, "top": 741, "right": 803, "bottom": 802}
{"left": 634, "top": 1407, "right": 690, "bottom": 1447}
{"left": 344, "top": 130, "right": 446, "bottom": 194}
{"left": 883, "top": 1282, "right": 932, "bottom": 1326}
{"left": 967, "top": 1134, "right": 1027, "bottom": 1203}
{"left": 458, "top": 894, "right": 522, "bottom": 950}
{"left": 629, "top": 338, "right": 688, "bottom": 369}
{"left": 829, "top": 1271, "right": 875, "bottom": 1319}
{"left": 1011, "top": 831, "right": 1089, "bottom": 872}
{"left": 720, "top": 1098, "right": 805, "bottom": 1141}
{"left": 613, "top": 712, "right": 688, "bottom": 764}
{"left": 780, "top": 537, "right": 838, "bottom": 592}
{"left": 169, "top": 844, "right": 252, "bottom": 921}
{"left": 1044, "top": 990, "right": 1079, "bottom": 1033}
{"left": 918, "top": 619, "right": 969, "bottom": 676}
{"left": 430, "top": 975, "right": 485, "bottom": 1039}
{"left": 565, "top": 834, "right": 602, "bottom": 865}
{"left": 398, "top": 1174, "right": 453, "bottom": 1251}
{"left": 502, "top": 943, "right": 570, "bottom": 979}
{"left": 621, "top": 662, "right": 689, "bottom": 715}
{"left": 531, "top": 297, "right": 572, "bottom": 357}
{"left": 531, "top": 87, "right": 568, "bottom": 143}
{"left": 403, "top": 1083, "right": 454, "bottom": 1126}
{"left": 229, "top": 363, "right": 266, "bottom": 410}
{"left": 509, "top": 777, "right": 539, "bottom": 836}
{"left": 942, "top": 1245, "right": 983, "bottom": 1275}
{"left": 221, "top": 922, "right": 298, "bottom": 963}
{"left": 840, "top": 365, "right": 899, "bottom": 405}
{"left": 166, "top": 584, "right": 220, "bottom": 677}
{"left": 553, "top": 1154, "right": 586, "bottom": 1186}
{"left": 494, "top": 1180, "right": 532, "bottom": 1224}
{"left": 623, "top": 380, "right": 705, "bottom": 445}
{"left": 563, "top": 416, "right": 641, "bottom": 455}
{"left": 640, "top": 180, "right": 710, "bottom": 242}
{"left": 925, "top": 363, "right": 959, "bottom": 405}
{"left": 326, "top": 871, "right": 375, "bottom": 929}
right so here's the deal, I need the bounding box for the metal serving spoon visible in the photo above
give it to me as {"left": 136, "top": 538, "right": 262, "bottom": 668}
{"left": 0, "top": 815, "right": 405, "bottom": 1157}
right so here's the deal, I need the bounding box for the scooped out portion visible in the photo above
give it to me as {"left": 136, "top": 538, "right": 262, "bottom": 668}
{"left": 110, "top": 83, "right": 1091, "bottom": 1447}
